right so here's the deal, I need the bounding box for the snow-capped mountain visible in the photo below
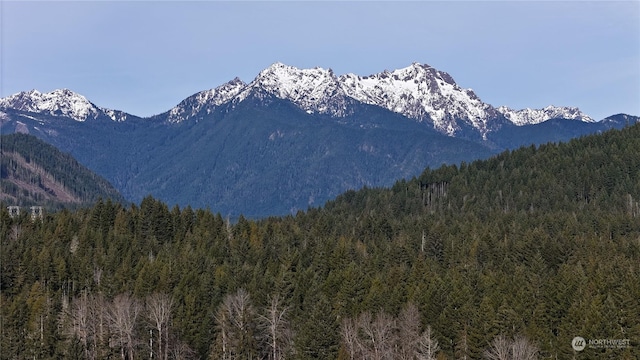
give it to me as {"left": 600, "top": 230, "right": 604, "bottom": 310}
{"left": 1, "top": 62, "right": 599, "bottom": 136}
{"left": 0, "top": 89, "right": 130, "bottom": 122}
{"left": 233, "top": 62, "right": 500, "bottom": 136}
{"left": 496, "top": 105, "right": 595, "bottom": 126}
{"left": 164, "top": 62, "right": 593, "bottom": 138}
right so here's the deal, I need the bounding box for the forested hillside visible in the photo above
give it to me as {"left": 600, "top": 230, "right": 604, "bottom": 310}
{"left": 1, "top": 125, "right": 639, "bottom": 359}
{"left": 0, "top": 133, "right": 125, "bottom": 208}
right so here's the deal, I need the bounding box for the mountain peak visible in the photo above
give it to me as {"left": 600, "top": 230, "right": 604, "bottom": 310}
{"left": 237, "top": 62, "right": 348, "bottom": 116}
{"left": 0, "top": 88, "right": 100, "bottom": 122}
{"left": 252, "top": 62, "right": 337, "bottom": 93}
{"left": 339, "top": 63, "right": 496, "bottom": 136}
{"left": 393, "top": 62, "right": 433, "bottom": 78}
{"left": 0, "top": 89, "right": 136, "bottom": 122}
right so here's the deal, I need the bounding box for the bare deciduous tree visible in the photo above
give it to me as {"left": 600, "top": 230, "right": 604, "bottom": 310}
{"left": 417, "top": 325, "right": 439, "bottom": 360}
{"left": 107, "top": 293, "right": 141, "bottom": 360}
{"left": 67, "top": 291, "right": 93, "bottom": 359}
{"left": 397, "top": 302, "right": 421, "bottom": 359}
{"left": 484, "top": 334, "right": 513, "bottom": 360}
{"left": 258, "top": 294, "right": 291, "bottom": 360}
{"left": 92, "top": 293, "right": 109, "bottom": 359}
{"left": 511, "top": 335, "right": 539, "bottom": 360}
{"left": 214, "top": 288, "right": 257, "bottom": 359}
{"left": 484, "top": 334, "right": 538, "bottom": 360}
{"left": 340, "top": 304, "right": 440, "bottom": 360}
{"left": 146, "top": 292, "right": 174, "bottom": 360}
{"left": 340, "top": 317, "right": 359, "bottom": 360}
{"left": 65, "top": 291, "right": 108, "bottom": 360}
{"left": 171, "top": 339, "right": 196, "bottom": 360}
{"left": 356, "top": 311, "right": 396, "bottom": 360}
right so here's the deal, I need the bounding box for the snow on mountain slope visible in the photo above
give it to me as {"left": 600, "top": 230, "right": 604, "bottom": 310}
{"left": 496, "top": 105, "right": 595, "bottom": 126}
{"left": 0, "top": 89, "right": 131, "bottom": 122}
{"left": 166, "top": 78, "right": 246, "bottom": 123}
{"left": 339, "top": 63, "right": 498, "bottom": 136}
{"left": 101, "top": 109, "right": 130, "bottom": 122}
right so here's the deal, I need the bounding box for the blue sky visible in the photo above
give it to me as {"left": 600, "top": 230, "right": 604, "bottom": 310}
{"left": 1, "top": 1, "right": 638, "bottom": 120}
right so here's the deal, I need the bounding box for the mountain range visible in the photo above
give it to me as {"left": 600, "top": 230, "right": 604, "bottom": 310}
{"left": 1, "top": 62, "right": 637, "bottom": 217}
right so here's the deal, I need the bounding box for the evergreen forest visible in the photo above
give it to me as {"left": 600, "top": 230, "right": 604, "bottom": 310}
{"left": 0, "top": 133, "right": 126, "bottom": 208}
{"left": 1, "top": 124, "right": 639, "bottom": 359}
